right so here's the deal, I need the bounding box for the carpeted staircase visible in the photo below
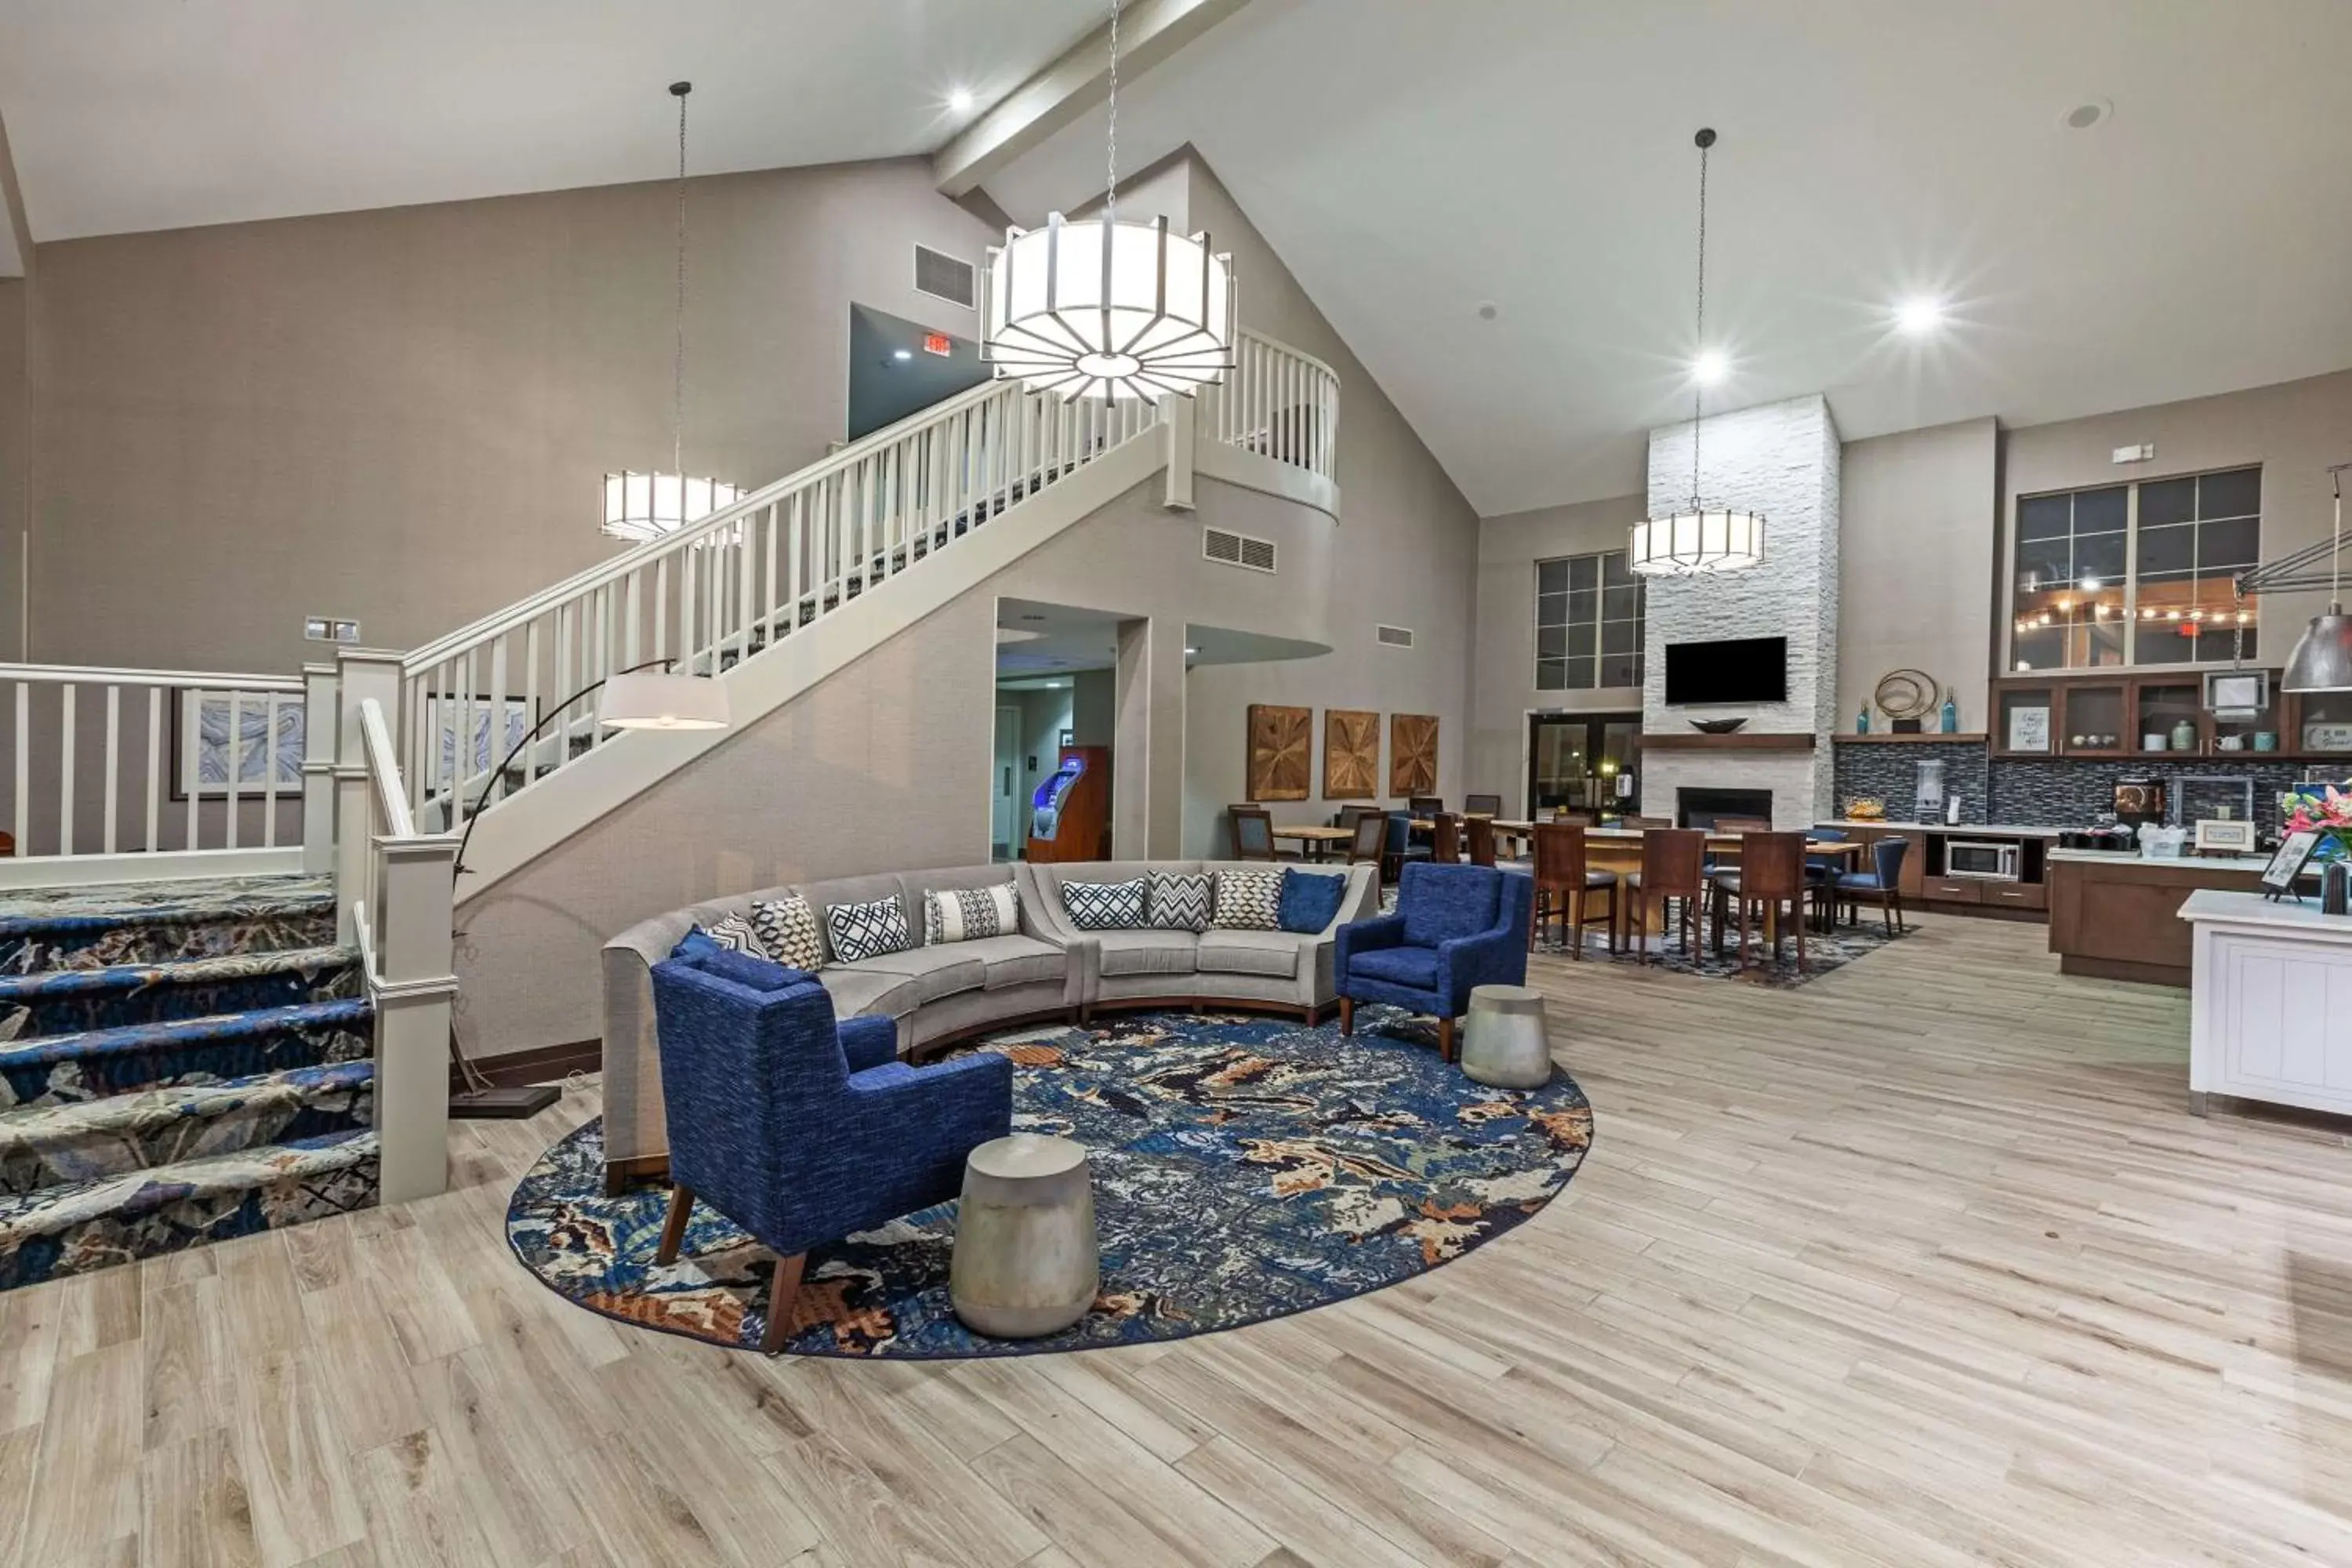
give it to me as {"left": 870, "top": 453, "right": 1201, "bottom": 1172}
{"left": 0, "top": 874, "right": 379, "bottom": 1290}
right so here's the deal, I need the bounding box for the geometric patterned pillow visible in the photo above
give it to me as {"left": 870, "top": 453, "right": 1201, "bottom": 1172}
{"left": 1212, "top": 866, "right": 1285, "bottom": 931}
{"left": 750, "top": 896, "right": 826, "bottom": 971}
{"left": 1061, "top": 877, "right": 1147, "bottom": 931}
{"left": 703, "top": 913, "right": 770, "bottom": 957}
{"left": 927, "top": 884, "right": 1018, "bottom": 945}
{"left": 1145, "top": 872, "right": 1213, "bottom": 933}
{"left": 822, "top": 896, "right": 913, "bottom": 965}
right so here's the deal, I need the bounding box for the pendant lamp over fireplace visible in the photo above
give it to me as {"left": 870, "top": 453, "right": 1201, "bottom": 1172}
{"left": 1629, "top": 129, "right": 1766, "bottom": 577}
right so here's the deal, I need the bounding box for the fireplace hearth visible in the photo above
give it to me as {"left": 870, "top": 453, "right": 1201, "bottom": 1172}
{"left": 1677, "top": 788, "right": 1773, "bottom": 831}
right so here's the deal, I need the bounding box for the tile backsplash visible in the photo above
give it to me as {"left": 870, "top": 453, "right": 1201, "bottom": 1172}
{"left": 1831, "top": 740, "right": 2343, "bottom": 829}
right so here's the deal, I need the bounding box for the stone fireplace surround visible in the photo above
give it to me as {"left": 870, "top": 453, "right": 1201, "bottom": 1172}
{"left": 1639, "top": 394, "right": 1842, "bottom": 831}
{"left": 1676, "top": 787, "right": 1774, "bottom": 831}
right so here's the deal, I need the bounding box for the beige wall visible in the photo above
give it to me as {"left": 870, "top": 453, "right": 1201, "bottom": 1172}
{"left": 2002, "top": 369, "right": 2352, "bottom": 668}
{"left": 21, "top": 157, "right": 996, "bottom": 673}
{"left": 1468, "top": 492, "right": 1645, "bottom": 812}
{"left": 1170, "top": 159, "right": 1480, "bottom": 850}
{"left": 1837, "top": 417, "right": 1998, "bottom": 731}
{"left": 0, "top": 278, "right": 24, "bottom": 661}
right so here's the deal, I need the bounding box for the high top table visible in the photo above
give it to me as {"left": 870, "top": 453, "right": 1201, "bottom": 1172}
{"left": 2179, "top": 888, "right": 2352, "bottom": 1119}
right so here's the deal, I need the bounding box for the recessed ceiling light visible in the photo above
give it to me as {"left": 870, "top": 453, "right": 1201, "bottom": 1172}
{"left": 1476, "top": 302, "right": 1498, "bottom": 321}
{"left": 893, "top": 348, "right": 913, "bottom": 361}
{"left": 1692, "top": 349, "right": 1729, "bottom": 385}
{"left": 1896, "top": 296, "right": 1946, "bottom": 336}
{"left": 1184, "top": 645, "right": 1200, "bottom": 655}
{"left": 949, "top": 88, "right": 975, "bottom": 114}
{"left": 2063, "top": 99, "right": 2112, "bottom": 131}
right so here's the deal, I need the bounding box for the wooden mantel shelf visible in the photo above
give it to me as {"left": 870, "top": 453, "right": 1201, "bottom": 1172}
{"left": 1639, "top": 731, "right": 1817, "bottom": 753}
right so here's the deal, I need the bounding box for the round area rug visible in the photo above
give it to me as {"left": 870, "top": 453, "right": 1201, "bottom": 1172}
{"left": 506, "top": 1007, "right": 1594, "bottom": 1359}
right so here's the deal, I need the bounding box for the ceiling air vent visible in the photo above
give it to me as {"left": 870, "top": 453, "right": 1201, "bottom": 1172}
{"left": 913, "top": 245, "right": 977, "bottom": 310}
{"left": 1377, "top": 625, "right": 1416, "bottom": 649}
{"left": 1203, "top": 527, "right": 1277, "bottom": 574}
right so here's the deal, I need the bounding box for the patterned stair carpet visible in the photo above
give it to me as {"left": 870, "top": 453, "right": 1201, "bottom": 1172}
{"left": 507, "top": 1006, "right": 1595, "bottom": 1359}
{"left": 0, "top": 874, "right": 376, "bottom": 1290}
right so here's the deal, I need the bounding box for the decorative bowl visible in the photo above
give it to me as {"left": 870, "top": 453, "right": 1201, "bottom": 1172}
{"left": 1846, "top": 797, "right": 1886, "bottom": 820}
{"left": 1690, "top": 717, "right": 1748, "bottom": 735}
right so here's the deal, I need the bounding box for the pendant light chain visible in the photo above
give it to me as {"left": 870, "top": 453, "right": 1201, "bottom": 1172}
{"left": 672, "top": 82, "right": 691, "bottom": 481}
{"left": 1104, "top": 0, "right": 1120, "bottom": 227}
{"left": 1690, "top": 129, "right": 1711, "bottom": 510}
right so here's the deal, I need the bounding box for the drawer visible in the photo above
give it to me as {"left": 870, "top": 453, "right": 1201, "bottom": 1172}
{"left": 1922, "top": 877, "right": 1984, "bottom": 904}
{"left": 1984, "top": 881, "right": 2048, "bottom": 912}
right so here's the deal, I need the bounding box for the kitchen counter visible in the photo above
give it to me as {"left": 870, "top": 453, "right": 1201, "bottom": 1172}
{"left": 2180, "top": 891, "right": 2352, "bottom": 1118}
{"left": 2047, "top": 852, "right": 2275, "bottom": 985}
{"left": 1821, "top": 819, "right": 2067, "bottom": 837}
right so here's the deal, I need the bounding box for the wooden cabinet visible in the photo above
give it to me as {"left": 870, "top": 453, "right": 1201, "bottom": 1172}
{"left": 1984, "top": 882, "right": 2047, "bottom": 913}
{"left": 1991, "top": 669, "right": 2303, "bottom": 760}
{"left": 1922, "top": 877, "right": 1984, "bottom": 905}
{"left": 2047, "top": 854, "right": 2267, "bottom": 985}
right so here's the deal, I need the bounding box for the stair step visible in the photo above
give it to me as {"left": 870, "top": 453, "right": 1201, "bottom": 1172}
{"left": 0, "top": 1127, "right": 378, "bottom": 1290}
{"left": 0, "top": 1060, "right": 374, "bottom": 1194}
{"left": 0, "top": 873, "right": 335, "bottom": 975}
{"left": 0, "top": 945, "right": 360, "bottom": 1041}
{"left": 0, "top": 998, "right": 372, "bottom": 1109}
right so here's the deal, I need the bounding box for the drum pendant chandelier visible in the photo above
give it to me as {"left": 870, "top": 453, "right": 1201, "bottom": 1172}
{"left": 982, "top": 0, "right": 1234, "bottom": 403}
{"left": 1630, "top": 129, "right": 1765, "bottom": 577}
{"left": 603, "top": 82, "right": 741, "bottom": 543}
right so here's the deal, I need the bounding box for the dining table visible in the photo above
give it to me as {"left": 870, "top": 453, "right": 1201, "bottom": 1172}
{"left": 1272, "top": 824, "right": 1356, "bottom": 861}
{"left": 1570, "top": 830, "right": 1864, "bottom": 938}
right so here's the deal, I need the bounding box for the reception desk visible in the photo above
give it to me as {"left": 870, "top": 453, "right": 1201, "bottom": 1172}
{"left": 2045, "top": 849, "right": 2271, "bottom": 986}
{"left": 2181, "top": 890, "right": 2352, "bottom": 1118}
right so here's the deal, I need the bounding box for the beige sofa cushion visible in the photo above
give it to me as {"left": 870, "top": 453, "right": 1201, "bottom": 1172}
{"left": 1095, "top": 929, "right": 1199, "bottom": 976}
{"left": 952, "top": 934, "right": 1069, "bottom": 991}
{"left": 848, "top": 945, "right": 988, "bottom": 1004}
{"left": 818, "top": 967, "right": 924, "bottom": 1022}
{"left": 1197, "top": 929, "right": 1310, "bottom": 980}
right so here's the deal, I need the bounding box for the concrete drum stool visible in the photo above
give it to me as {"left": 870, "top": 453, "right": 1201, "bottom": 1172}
{"left": 950, "top": 1134, "right": 1099, "bottom": 1338}
{"left": 1460, "top": 984, "right": 1553, "bottom": 1089}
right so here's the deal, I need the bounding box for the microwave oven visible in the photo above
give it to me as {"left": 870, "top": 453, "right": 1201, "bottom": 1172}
{"left": 1945, "top": 840, "right": 2022, "bottom": 880}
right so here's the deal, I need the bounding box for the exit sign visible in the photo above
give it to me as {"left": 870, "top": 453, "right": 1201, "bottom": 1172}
{"left": 922, "top": 333, "right": 953, "bottom": 358}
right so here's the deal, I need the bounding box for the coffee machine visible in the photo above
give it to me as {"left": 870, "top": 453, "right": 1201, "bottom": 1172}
{"left": 2112, "top": 777, "right": 2169, "bottom": 834}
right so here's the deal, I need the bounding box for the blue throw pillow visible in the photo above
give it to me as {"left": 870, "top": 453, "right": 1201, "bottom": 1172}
{"left": 670, "top": 927, "right": 724, "bottom": 963}
{"left": 1277, "top": 869, "right": 1348, "bottom": 935}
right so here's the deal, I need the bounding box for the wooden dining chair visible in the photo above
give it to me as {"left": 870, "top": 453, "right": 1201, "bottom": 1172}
{"left": 1465, "top": 793, "right": 1504, "bottom": 817}
{"left": 1229, "top": 806, "right": 1281, "bottom": 862}
{"left": 1531, "top": 822, "right": 1617, "bottom": 957}
{"left": 1430, "top": 812, "right": 1462, "bottom": 865}
{"left": 1628, "top": 829, "right": 1704, "bottom": 963}
{"left": 1409, "top": 796, "right": 1445, "bottom": 820}
{"left": 1345, "top": 808, "right": 1388, "bottom": 869}
{"left": 1711, "top": 832, "right": 1809, "bottom": 970}
{"left": 1465, "top": 816, "right": 1497, "bottom": 867}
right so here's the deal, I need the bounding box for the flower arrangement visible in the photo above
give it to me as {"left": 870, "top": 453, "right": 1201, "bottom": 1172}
{"left": 2280, "top": 786, "right": 2352, "bottom": 856}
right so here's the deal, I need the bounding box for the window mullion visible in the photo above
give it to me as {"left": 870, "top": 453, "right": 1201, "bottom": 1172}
{"left": 2123, "top": 481, "right": 2140, "bottom": 666}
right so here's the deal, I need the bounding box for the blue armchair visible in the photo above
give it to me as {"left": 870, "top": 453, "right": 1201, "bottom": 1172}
{"left": 649, "top": 947, "right": 1012, "bottom": 1352}
{"left": 1334, "top": 862, "right": 1534, "bottom": 1062}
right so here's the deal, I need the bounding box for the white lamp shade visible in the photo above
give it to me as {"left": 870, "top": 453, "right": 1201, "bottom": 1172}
{"left": 600, "top": 670, "right": 730, "bottom": 731}
{"left": 983, "top": 212, "right": 1234, "bottom": 403}
{"left": 603, "top": 472, "right": 742, "bottom": 543}
{"left": 1628, "top": 509, "right": 1766, "bottom": 576}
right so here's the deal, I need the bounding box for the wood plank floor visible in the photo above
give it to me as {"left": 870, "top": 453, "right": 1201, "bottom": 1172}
{"left": 6, "top": 912, "right": 2352, "bottom": 1566}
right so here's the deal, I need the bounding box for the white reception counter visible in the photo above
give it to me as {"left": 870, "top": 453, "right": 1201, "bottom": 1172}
{"left": 2179, "top": 890, "right": 2352, "bottom": 1118}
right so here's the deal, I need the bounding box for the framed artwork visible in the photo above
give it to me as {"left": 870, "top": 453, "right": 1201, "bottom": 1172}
{"left": 1323, "top": 709, "right": 1379, "bottom": 799}
{"left": 2194, "top": 819, "right": 2257, "bottom": 855}
{"left": 2005, "top": 703, "right": 2051, "bottom": 753}
{"left": 2261, "top": 829, "right": 2321, "bottom": 898}
{"left": 173, "top": 690, "right": 304, "bottom": 800}
{"left": 426, "top": 694, "right": 535, "bottom": 786}
{"left": 1246, "top": 704, "right": 1312, "bottom": 801}
{"left": 1389, "top": 713, "right": 1439, "bottom": 797}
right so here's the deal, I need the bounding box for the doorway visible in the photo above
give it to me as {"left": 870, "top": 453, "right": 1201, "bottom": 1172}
{"left": 992, "top": 706, "right": 1022, "bottom": 862}
{"left": 847, "top": 304, "right": 992, "bottom": 441}
{"left": 1527, "top": 713, "right": 1642, "bottom": 816}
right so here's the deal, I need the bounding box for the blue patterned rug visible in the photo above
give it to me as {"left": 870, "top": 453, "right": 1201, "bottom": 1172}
{"left": 506, "top": 1007, "right": 1594, "bottom": 1358}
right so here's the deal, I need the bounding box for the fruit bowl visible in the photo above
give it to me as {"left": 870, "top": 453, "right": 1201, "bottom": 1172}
{"left": 1690, "top": 717, "right": 1748, "bottom": 735}
{"left": 1846, "top": 797, "right": 1887, "bottom": 821}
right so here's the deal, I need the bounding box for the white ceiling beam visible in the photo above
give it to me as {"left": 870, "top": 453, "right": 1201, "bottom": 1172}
{"left": 933, "top": 0, "right": 1250, "bottom": 200}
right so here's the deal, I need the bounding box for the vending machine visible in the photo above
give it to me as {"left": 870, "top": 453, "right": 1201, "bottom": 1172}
{"left": 1026, "top": 746, "right": 1112, "bottom": 862}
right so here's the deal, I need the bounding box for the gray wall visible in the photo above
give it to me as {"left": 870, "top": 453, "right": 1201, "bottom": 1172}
{"left": 1838, "top": 416, "right": 1997, "bottom": 731}
{"left": 19, "top": 156, "right": 996, "bottom": 673}
{"left": 1469, "top": 492, "right": 1644, "bottom": 811}
{"left": 0, "top": 277, "right": 24, "bottom": 662}
{"left": 1070, "top": 669, "right": 1115, "bottom": 746}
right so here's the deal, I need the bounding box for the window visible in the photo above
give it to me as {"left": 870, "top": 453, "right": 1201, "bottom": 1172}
{"left": 2010, "top": 466, "right": 2259, "bottom": 670}
{"left": 1537, "top": 551, "right": 1645, "bottom": 690}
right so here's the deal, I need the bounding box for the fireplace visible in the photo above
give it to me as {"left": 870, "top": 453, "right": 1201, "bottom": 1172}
{"left": 1677, "top": 788, "right": 1773, "bottom": 831}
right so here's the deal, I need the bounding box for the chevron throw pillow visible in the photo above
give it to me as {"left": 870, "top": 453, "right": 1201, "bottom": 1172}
{"left": 927, "top": 884, "right": 1018, "bottom": 945}
{"left": 824, "top": 896, "right": 913, "bottom": 964}
{"left": 750, "top": 896, "right": 826, "bottom": 971}
{"left": 703, "top": 914, "right": 770, "bottom": 958}
{"left": 1062, "top": 877, "right": 1147, "bottom": 931}
{"left": 1213, "top": 866, "right": 1286, "bottom": 931}
{"left": 1146, "top": 872, "right": 1214, "bottom": 932}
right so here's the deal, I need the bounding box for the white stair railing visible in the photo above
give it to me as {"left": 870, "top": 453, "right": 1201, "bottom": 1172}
{"left": 401, "top": 375, "right": 1164, "bottom": 831}
{"left": 1202, "top": 328, "right": 1341, "bottom": 484}
{"left": 0, "top": 662, "right": 328, "bottom": 887}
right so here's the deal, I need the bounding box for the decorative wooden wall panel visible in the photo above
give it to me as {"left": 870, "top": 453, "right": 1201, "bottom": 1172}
{"left": 1323, "top": 709, "right": 1380, "bottom": 799}
{"left": 1389, "top": 713, "right": 1439, "bottom": 797}
{"left": 1246, "top": 705, "right": 1313, "bottom": 801}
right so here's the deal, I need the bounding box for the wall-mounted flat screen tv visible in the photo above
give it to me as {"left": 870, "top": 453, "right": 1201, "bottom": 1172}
{"left": 1664, "top": 636, "right": 1788, "bottom": 705}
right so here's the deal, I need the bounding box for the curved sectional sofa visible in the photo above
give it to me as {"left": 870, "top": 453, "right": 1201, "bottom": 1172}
{"left": 601, "top": 858, "right": 1379, "bottom": 1190}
